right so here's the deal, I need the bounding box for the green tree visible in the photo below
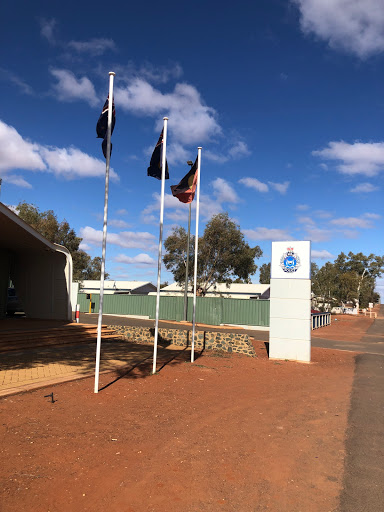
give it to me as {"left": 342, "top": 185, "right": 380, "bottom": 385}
{"left": 259, "top": 263, "right": 271, "bottom": 284}
{"left": 163, "top": 213, "right": 262, "bottom": 295}
{"left": 334, "top": 252, "right": 384, "bottom": 308}
{"left": 16, "top": 202, "right": 109, "bottom": 281}
{"left": 312, "top": 252, "right": 384, "bottom": 309}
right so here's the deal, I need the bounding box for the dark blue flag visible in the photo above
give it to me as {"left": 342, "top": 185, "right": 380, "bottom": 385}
{"left": 147, "top": 130, "right": 169, "bottom": 179}
{"left": 96, "top": 96, "right": 115, "bottom": 158}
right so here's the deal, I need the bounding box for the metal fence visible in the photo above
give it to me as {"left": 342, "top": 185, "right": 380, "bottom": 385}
{"left": 77, "top": 293, "right": 270, "bottom": 327}
{"left": 311, "top": 312, "right": 331, "bottom": 330}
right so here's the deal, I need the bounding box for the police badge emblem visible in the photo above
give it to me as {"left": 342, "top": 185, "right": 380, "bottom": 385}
{"left": 280, "top": 247, "right": 300, "bottom": 273}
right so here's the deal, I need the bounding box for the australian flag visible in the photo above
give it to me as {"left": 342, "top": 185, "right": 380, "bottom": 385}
{"left": 96, "top": 96, "right": 116, "bottom": 159}
{"left": 147, "top": 130, "right": 169, "bottom": 179}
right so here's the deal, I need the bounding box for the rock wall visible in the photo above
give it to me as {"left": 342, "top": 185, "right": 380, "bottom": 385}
{"left": 108, "top": 325, "right": 256, "bottom": 357}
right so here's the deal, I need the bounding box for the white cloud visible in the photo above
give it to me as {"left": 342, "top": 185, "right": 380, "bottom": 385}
{"left": 67, "top": 38, "right": 116, "bottom": 56}
{"left": 244, "top": 227, "right": 291, "bottom": 241}
{"left": 228, "top": 141, "right": 251, "bottom": 159}
{"left": 363, "top": 212, "right": 381, "bottom": 220}
{"left": 79, "top": 226, "right": 156, "bottom": 250}
{"left": 0, "top": 120, "right": 117, "bottom": 184}
{"left": 79, "top": 242, "right": 91, "bottom": 251}
{"left": 0, "top": 120, "right": 45, "bottom": 172}
{"left": 114, "top": 61, "right": 183, "bottom": 85}
{"left": 2, "top": 174, "right": 32, "bottom": 188}
{"left": 109, "top": 219, "right": 131, "bottom": 229}
{"left": 204, "top": 140, "right": 251, "bottom": 164}
{"left": 142, "top": 179, "right": 238, "bottom": 225}
{"left": 116, "top": 209, "right": 128, "bottom": 216}
{"left": 299, "top": 213, "right": 374, "bottom": 242}
{"left": 40, "top": 146, "right": 119, "bottom": 181}
{"left": 199, "top": 193, "right": 225, "bottom": 219}
{"left": 296, "top": 204, "right": 309, "bottom": 211}
{"left": 311, "top": 249, "right": 335, "bottom": 260}
{"left": 350, "top": 182, "right": 379, "bottom": 193}
{"left": 292, "top": 0, "right": 384, "bottom": 58}
{"left": 298, "top": 216, "right": 315, "bottom": 225}
{"left": 5, "top": 204, "right": 18, "bottom": 213}
{"left": 115, "top": 79, "right": 221, "bottom": 146}
{"left": 141, "top": 213, "right": 159, "bottom": 225}
{"left": 268, "top": 180, "right": 290, "bottom": 194}
{"left": 50, "top": 69, "right": 98, "bottom": 107}
{"left": 238, "top": 177, "right": 269, "bottom": 193}
{"left": 212, "top": 178, "right": 239, "bottom": 204}
{"left": 142, "top": 192, "right": 183, "bottom": 218}
{"left": 314, "top": 209, "right": 332, "bottom": 219}
{"left": 313, "top": 140, "right": 384, "bottom": 176}
{"left": 0, "top": 68, "right": 33, "bottom": 95}
{"left": 166, "top": 142, "right": 190, "bottom": 166}
{"left": 114, "top": 253, "right": 156, "bottom": 265}
{"left": 304, "top": 227, "right": 333, "bottom": 243}
{"left": 238, "top": 178, "right": 291, "bottom": 196}
{"left": 341, "top": 229, "right": 359, "bottom": 239}
{"left": 329, "top": 216, "right": 374, "bottom": 229}
{"left": 40, "top": 18, "right": 57, "bottom": 44}
{"left": 204, "top": 150, "right": 229, "bottom": 164}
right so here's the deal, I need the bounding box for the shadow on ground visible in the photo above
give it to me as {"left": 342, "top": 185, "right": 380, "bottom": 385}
{"left": 98, "top": 345, "right": 204, "bottom": 391}
{"left": 0, "top": 339, "right": 195, "bottom": 371}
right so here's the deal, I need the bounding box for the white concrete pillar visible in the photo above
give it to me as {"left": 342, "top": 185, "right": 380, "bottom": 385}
{"left": 269, "top": 241, "right": 311, "bottom": 362}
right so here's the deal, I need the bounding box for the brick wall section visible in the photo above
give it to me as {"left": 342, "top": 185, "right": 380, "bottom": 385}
{"left": 108, "top": 325, "right": 256, "bottom": 357}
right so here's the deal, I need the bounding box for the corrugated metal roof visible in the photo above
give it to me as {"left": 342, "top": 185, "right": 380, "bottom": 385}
{"left": 79, "top": 280, "right": 155, "bottom": 291}
{"left": 161, "top": 282, "right": 270, "bottom": 294}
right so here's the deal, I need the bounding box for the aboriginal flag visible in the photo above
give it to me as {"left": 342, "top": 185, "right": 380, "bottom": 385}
{"left": 170, "top": 157, "right": 198, "bottom": 203}
{"left": 96, "top": 96, "right": 116, "bottom": 158}
{"left": 147, "top": 130, "right": 169, "bottom": 179}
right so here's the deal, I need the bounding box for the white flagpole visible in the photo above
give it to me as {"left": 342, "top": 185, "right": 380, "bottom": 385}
{"left": 191, "top": 147, "right": 202, "bottom": 363}
{"left": 152, "top": 117, "right": 168, "bottom": 374}
{"left": 94, "top": 71, "right": 115, "bottom": 393}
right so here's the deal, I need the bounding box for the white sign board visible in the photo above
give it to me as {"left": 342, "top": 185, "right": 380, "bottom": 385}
{"left": 369, "top": 303, "right": 373, "bottom": 309}
{"left": 271, "top": 241, "right": 311, "bottom": 280}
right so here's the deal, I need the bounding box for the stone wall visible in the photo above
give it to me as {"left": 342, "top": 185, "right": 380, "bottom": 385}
{"left": 108, "top": 325, "right": 256, "bottom": 357}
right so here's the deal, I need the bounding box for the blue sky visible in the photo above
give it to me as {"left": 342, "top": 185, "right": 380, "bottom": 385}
{"left": 1, "top": 0, "right": 383, "bottom": 298}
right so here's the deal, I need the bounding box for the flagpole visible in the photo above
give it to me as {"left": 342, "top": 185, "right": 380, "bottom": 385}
{"left": 152, "top": 117, "right": 168, "bottom": 374}
{"left": 94, "top": 71, "right": 115, "bottom": 393}
{"left": 191, "top": 147, "right": 202, "bottom": 363}
{"left": 183, "top": 202, "right": 192, "bottom": 321}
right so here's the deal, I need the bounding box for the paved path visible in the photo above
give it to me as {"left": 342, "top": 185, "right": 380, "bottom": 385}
{"left": 312, "top": 336, "right": 384, "bottom": 355}
{"left": 338, "top": 352, "right": 384, "bottom": 511}
{"left": 1, "top": 311, "right": 382, "bottom": 398}
{"left": 0, "top": 339, "right": 186, "bottom": 397}
{"left": 336, "top": 306, "right": 384, "bottom": 512}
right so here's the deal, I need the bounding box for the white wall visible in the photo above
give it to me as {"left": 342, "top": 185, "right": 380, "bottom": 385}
{"left": 71, "top": 282, "right": 79, "bottom": 312}
{"left": 269, "top": 241, "right": 311, "bottom": 362}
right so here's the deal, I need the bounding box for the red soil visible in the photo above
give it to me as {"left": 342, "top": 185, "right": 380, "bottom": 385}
{"left": 0, "top": 345, "right": 355, "bottom": 512}
{"left": 312, "top": 314, "right": 374, "bottom": 342}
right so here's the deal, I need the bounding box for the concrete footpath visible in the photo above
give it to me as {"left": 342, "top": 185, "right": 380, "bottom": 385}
{"left": 338, "top": 351, "right": 384, "bottom": 512}
{"left": 0, "top": 338, "right": 186, "bottom": 397}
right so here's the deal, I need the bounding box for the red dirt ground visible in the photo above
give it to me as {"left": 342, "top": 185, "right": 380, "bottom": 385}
{"left": 0, "top": 345, "right": 355, "bottom": 512}
{"left": 311, "top": 314, "right": 374, "bottom": 342}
